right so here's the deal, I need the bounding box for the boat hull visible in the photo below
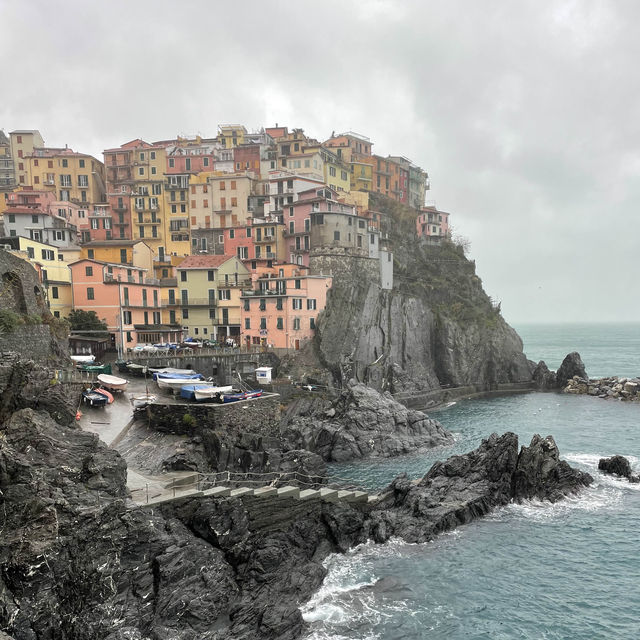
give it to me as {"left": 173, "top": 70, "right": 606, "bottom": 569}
{"left": 193, "top": 386, "right": 233, "bottom": 401}
{"left": 96, "top": 374, "right": 128, "bottom": 391}
{"left": 82, "top": 391, "right": 108, "bottom": 407}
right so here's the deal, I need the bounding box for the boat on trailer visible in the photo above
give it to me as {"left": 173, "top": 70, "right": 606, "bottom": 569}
{"left": 156, "top": 374, "right": 205, "bottom": 390}
{"left": 96, "top": 374, "right": 128, "bottom": 392}
{"left": 82, "top": 389, "right": 108, "bottom": 407}
{"left": 193, "top": 385, "right": 234, "bottom": 401}
{"left": 179, "top": 382, "right": 222, "bottom": 400}
{"left": 151, "top": 368, "right": 198, "bottom": 380}
{"left": 93, "top": 387, "right": 114, "bottom": 404}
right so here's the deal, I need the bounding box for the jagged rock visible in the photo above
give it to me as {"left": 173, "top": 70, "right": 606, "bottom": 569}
{"left": 281, "top": 382, "right": 454, "bottom": 461}
{"left": 532, "top": 360, "right": 557, "bottom": 390}
{"left": 513, "top": 434, "right": 592, "bottom": 501}
{"left": 598, "top": 455, "right": 633, "bottom": 478}
{"left": 556, "top": 352, "right": 588, "bottom": 389}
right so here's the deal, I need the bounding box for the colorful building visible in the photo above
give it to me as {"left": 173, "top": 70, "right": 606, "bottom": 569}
{"left": 10, "top": 130, "right": 44, "bottom": 187}
{"left": 416, "top": 206, "right": 450, "bottom": 242}
{"left": 69, "top": 258, "right": 180, "bottom": 353}
{"left": 25, "top": 148, "right": 106, "bottom": 207}
{"left": 176, "top": 255, "right": 250, "bottom": 342}
{"left": 0, "top": 130, "right": 15, "bottom": 209}
{"left": 80, "top": 240, "right": 154, "bottom": 272}
{"left": 240, "top": 263, "right": 332, "bottom": 349}
{"left": 324, "top": 132, "right": 374, "bottom": 192}
{"left": 217, "top": 125, "right": 247, "bottom": 149}
{"left": 209, "top": 173, "right": 256, "bottom": 228}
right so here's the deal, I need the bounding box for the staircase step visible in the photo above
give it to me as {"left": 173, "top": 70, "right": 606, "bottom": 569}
{"left": 337, "top": 490, "right": 355, "bottom": 501}
{"left": 229, "top": 487, "right": 254, "bottom": 498}
{"left": 319, "top": 488, "right": 338, "bottom": 503}
{"left": 253, "top": 486, "right": 278, "bottom": 497}
{"left": 202, "top": 486, "right": 231, "bottom": 498}
{"left": 276, "top": 486, "right": 300, "bottom": 499}
{"left": 367, "top": 494, "right": 380, "bottom": 504}
{"left": 299, "top": 489, "right": 320, "bottom": 501}
{"left": 350, "top": 490, "right": 369, "bottom": 503}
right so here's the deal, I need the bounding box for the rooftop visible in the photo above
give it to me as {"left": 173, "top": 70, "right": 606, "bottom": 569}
{"left": 177, "top": 255, "right": 232, "bottom": 269}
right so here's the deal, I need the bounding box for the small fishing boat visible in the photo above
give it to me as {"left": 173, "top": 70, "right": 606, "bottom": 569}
{"left": 179, "top": 382, "right": 220, "bottom": 400}
{"left": 96, "top": 373, "right": 128, "bottom": 391}
{"left": 193, "top": 385, "right": 233, "bottom": 401}
{"left": 131, "top": 393, "right": 157, "bottom": 408}
{"left": 125, "top": 362, "right": 146, "bottom": 376}
{"left": 115, "top": 359, "right": 130, "bottom": 372}
{"left": 71, "top": 355, "right": 95, "bottom": 364}
{"left": 82, "top": 389, "right": 108, "bottom": 407}
{"left": 78, "top": 363, "right": 112, "bottom": 374}
{"left": 151, "top": 368, "right": 197, "bottom": 380}
{"left": 156, "top": 375, "right": 207, "bottom": 391}
{"left": 93, "top": 387, "right": 114, "bottom": 404}
{"left": 220, "top": 389, "right": 264, "bottom": 403}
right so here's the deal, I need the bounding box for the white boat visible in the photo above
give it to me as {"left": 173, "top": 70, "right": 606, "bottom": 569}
{"left": 96, "top": 373, "right": 128, "bottom": 391}
{"left": 71, "top": 355, "right": 95, "bottom": 364}
{"left": 131, "top": 393, "right": 157, "bottom": 408}
{"left": 193, "top": 385, "right": 233, "bottom": 401}
{"left": 151, "top": 367, "right": 199, "bottom": 380}
{"left": 157, "top": 378, "right": 211, "bottom": 392}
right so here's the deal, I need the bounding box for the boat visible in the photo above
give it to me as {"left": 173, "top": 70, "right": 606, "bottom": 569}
{"left": 193, "top": 385, "right": 233, "bottom": 401}
{"left": 71, "top": 355, "right": 95, "bottom": 364}
{"left": 156, "top": 376, "right": 207, "bottom": 391}
{"left": 115, "top": 359, "right": 130, "bottom": 372}
{"left": 131, "top": 393, "right": 157, "bottom": 408}
{"left": 179, "top": 383, "right": 219, "bottom": 400}
{"left": 220, "top": 389, "right": 264, "bottom": 403}
{"left": 78, "top": 363, "right": 112, "bottom": 374}
{"left": 125, "top": 362, "right": 147, "bottom": 376}
{"left": 93, "top": 387, "right": 114, "bottom": 404}
{"left": 151, "top": 368, "right": 198, "bottom": 380}
{"left": 96, "top": 374, "right": 128, "bottom": 391}
{"left": 82, "top": 389, "right": 108, "bottom": 407}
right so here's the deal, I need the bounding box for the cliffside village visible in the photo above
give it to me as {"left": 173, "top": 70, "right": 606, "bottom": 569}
{"left": 0, "top": 126, "right": 450, "bottom": 355}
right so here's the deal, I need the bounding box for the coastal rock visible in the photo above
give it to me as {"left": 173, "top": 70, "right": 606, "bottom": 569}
{"left": 598, "top": 455, "right": 633, "bottom": 478}
{"left": 281, "top": 382, "right": 454, "bottom": 462}
{"left": 532, "top": 360, "right": 557, "bottom": 390}
{"left": 556, "top": 352, "right": 588, "bottom": 389}
{"left": 513, "top": 434, "right": 593, "bottom": 502}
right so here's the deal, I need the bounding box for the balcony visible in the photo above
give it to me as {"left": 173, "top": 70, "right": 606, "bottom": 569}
{"left": 180, "top": 298, "right": 218, "bottom": 306}
{"left": 143, "top": 218, "right": 161, "bottom": 224}
{"left": 113, "top": 204, "right": 128, "bottom": 212}
{"left": 160, "top": 277, "right": 177, "bottom": 286}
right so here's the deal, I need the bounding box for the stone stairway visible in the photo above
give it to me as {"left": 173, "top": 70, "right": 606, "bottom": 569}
{"left": 130, "top": 483, "right": 378, "bottom": 509}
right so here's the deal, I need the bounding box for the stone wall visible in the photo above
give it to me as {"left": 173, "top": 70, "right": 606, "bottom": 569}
{"left": 310, "top": 250, "right": 380, "bottom": 284}
{"left": 145, "top": 394, "right": 282, "bottom": 437}
{"left": 0, "top": 325, "right": 68, "bottom": 364}
{"left": 0, "top": 249, "right": 48, "bottom": 316}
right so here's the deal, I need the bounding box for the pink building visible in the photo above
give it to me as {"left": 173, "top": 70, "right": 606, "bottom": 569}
{"left": 240, "top": 263, "right": 332, "bottom": 349}
{"left": 284, "top": 186, "right": 355, "bottom": 266}
{"left": 69, "top": 259, "right": 180, "bottom": 353}
{"left": 416, "top": 206, "right": 450, "bottom": 241}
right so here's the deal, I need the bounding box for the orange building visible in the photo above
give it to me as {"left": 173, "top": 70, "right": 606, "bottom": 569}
{"left": 69, "top": 258, "right": 181, "bottom": 353}
{"left": 240, "top": 263, "right": 332, "bottom": 349}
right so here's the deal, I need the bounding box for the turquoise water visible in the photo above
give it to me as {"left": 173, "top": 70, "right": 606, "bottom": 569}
{"left": 304, "top": 327, "right": 640, "bottom": 639}
{"left": 515, "top": 322, "right": 640, "bottom": 378}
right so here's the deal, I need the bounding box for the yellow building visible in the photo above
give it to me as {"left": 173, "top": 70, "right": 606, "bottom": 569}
{"left": 26, "top": 148, "right": 106, "bottom": 207}
{"left": 80, "top": 240, "right": 154, "bottom": 271}
{"left": 128, "top": 145, "right": 167, "bottom": 253}
{"left": 10, "top": 130, "right": 44, "bottom": 187}
{"left": 0, "top": 235, "right": 73, "bottom": 318}
{"left": 176, "top": 254, "right": 250, "bottom": 342}
{"left": 163, "top": 172, "right": 191, "bottom": 257}
{"left": 305, "top": 144, "right": 350, "bottom": 193}
{"left": 217, "top": 125, "right": 247, "bottom": 149}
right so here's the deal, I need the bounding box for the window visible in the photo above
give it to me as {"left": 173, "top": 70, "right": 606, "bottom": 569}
{"left": 231, "top": 180, "right": 236, "bottom": 190}
{"left": 7, "top": 214, "right": 14, "bottom": 223}
{"left": 218, "top": 289, "right": 230, "bottom": 300}
{"left": 152, "top": 183, "right": 162, "bottom": 195}
{"left": 260, "top": 317, "right": 267, "bottom": 330}
{"left": 51, "top": 286, "right": 59, "bottom": 299}
{"left": 27, "top": 247, "right": 34, "bottom": 258}
{"left": 307, "top": 298, "right": 316, "bottom": 310}
{"left": 237, "top": 246, "right": 248, "bottom": 259}
{"left": 207, "top": 270, "right": 215, "bottom": 281}
{"left": 180, "top": 204, "right": 186, "bottom": 213}
{"left": 334, "top": 231, "right": 341, "bottom": 241}
{"left": 16, "top": 135, "right": 22, "bottom": 143}
{"left": 123, "top": 310, "right": 132, "bottom": 324}
{"left": 53, "top": 311, "right": 60, "bottom": 318}
{"left": 259, "top": 298, "right": 266, "bottom": 311}
{"left": 295, "top": 279, "right": 301, "bottom": 289}
{"left": 32, "top": 214, "right": 39, "bottom": 223}
{"left": 182, "top": 309, "right": 189, "bottom": 319}
{"left": 151, "top": 167, "right": 157, "bottom": 175}
{"left": 62, "top": 159, "right": 68, "bottom": 168}
{"left": 229, "top": 229, "right": 235, "bottom": 239}
{"left": 246, "top": 227, "right": 252, "bottom": 237}
{"left": 91, "top": 219, "right": 99, "bottom": 230}
{"left": 244, "top": 318, "right": 251, "bottom": 329}
{"left": 276, "top": 317, "right": 283, "bottom": 330}
{"left": 180, "top": 271, "right": 187, "bottom": 282}
{"left": 78, "top": 175, "right": 88, "bottom": 187}
{"left": 88, "top": 249, "right": 94, "bottom": 259}
{"left": 276, "top": 297, "right": 283, "bottom": 310}
{"left": 85, "top": 266, "right": 93, "bottom": 276}
{"left": 87, "top": 287, "right": 95, "bottom": 300}
{"left": 289, "top": 221, "right": 295, "bottom": 234}
{"left": 120, "top": 249, "right": 127, "bottom": 263}
{"left": 169, "top": 158, "right": 175, "bottom": 168}
{"left": 220, "top": 181, "right": 226, "bottom": 190}
{"left": 329, "top": 166, "right": 336, "bottom": 177}
{"left": 293, "top": 318, "right": 300, "bottom": 330}
{"left": 292, "top": 298, "right": 302, "bottom": 310}
{"left": 310, "top": 317, "right": 316, "bottom": 329}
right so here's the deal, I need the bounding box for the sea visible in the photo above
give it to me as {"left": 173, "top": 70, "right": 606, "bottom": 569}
{"left": 302, "top": 323, "right": 640, "bottom": 639}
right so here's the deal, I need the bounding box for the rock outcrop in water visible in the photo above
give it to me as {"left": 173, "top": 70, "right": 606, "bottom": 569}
{"left": 564, "top": 375, "right": 640, "bottom": 401}
{"left": 532, "top": 351, "right": 589, "bottom": 391}
{"left": 598, "top": 455, "right": 639, "bottom": 482}
{"left": 281, "top": 382, "right": 454, "bottom": 461}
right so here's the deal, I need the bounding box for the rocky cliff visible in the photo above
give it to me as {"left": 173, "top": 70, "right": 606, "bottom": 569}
{"left": 286, "top": 194, "right": 532, "bottom": 394}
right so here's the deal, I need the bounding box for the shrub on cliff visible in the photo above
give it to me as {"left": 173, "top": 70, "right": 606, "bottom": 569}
{"left": 0, "top": 309, "right": 23, "bottom": 333}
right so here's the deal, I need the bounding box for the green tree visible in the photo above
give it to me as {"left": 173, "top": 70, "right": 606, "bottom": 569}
{"left": 67, "top": 310, "right": 108, "bottom": 337}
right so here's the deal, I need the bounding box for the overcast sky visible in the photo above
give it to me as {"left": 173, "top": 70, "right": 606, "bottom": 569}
{"left": 2, "top": 0, "right": 638, "bottom": 324}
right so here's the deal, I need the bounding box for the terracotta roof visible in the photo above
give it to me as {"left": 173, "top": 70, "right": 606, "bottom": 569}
{"left": 177, "top": 255, "right": 232, "bottom": 269}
